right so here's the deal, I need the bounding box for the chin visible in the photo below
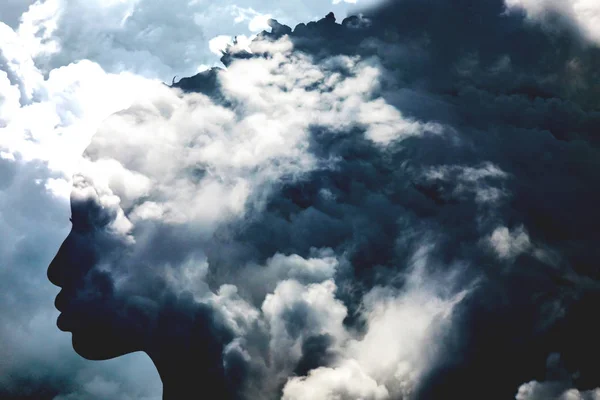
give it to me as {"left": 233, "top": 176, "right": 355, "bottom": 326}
{"left": 71, "top": 330, "right": 139, "bottom": 360}
{"left": 60, "top": 313, "right": 141, "bottom": 361}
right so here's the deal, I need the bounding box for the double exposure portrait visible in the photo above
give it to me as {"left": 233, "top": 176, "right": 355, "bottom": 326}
{"left": 2, "top": 0, "right": 600, "bottom": 399}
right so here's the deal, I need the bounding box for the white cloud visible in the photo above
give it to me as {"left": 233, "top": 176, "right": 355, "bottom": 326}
{"left": 7, "top": 0, "right": 380, "bottom": 82}
{"left": 505, "top": 0, "right": 600, "bottom": 46}
{"left": 212, "top": 284, "right": 262, "bottom": 337}
{"left": 262, "top": 279, "right": 349, "bottom": 371}
{"left": 1, "top": 19, "right": 159, "bottom": 176}
{"left": 360, "top": 97, "right": 444, "bottom": 145}
{"left": 233, "top": 248, "right": 339, "bottom": 304}
{"left": 282, "top": 248, "right": 468, "bottom": 399}
{"left": 515, "top": 354, "right": 600, "bottom": 400}
{"left": 516, "top": 381, "right": 600, "bottom": 400}
{"left": 423, "top": 162, "right": 510, "bottom": 205}
{"left": 488, "top": 225, "right": 532, "bottom": 260}
{"left": 209, "top": 35, "right": 235, "bottom": 56}
{"left": 283, "top": 359, "right": 390, "bottom": 400}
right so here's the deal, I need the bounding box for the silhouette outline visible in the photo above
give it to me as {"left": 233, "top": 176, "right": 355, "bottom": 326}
{"left": 44, "top": 3, "right": 600, "bottom": 399}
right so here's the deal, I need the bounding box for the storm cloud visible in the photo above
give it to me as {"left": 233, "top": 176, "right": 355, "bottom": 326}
{"left": 2, "top": 0, "right": 600, "bottom": 399}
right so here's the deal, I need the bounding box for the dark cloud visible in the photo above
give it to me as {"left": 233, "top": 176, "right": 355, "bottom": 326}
{"left": 175, "top": 1, "right": 600, "bottom": 397}
{"left": 293, "top": 334, "right": 336, "bottom": 377}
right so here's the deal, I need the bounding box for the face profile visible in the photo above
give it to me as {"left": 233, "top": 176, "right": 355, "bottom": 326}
{"left": 47, "top": 169, "right": 237, "bottom": 397}
{"left": 45, "top": 4, "right": 600, "bottom": 400}
{"left": 48, "top": 195, "right": 136, "bottom": 360}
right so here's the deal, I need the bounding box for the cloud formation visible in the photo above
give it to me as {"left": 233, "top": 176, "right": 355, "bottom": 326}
{"left": 516, "top": 354, "right": 600, "bottom": 400}
{"left": 2, "top": 0, "right": 600, "bottom": 399}
{"left": 505, "top": 0, "right": 600, "bottom": 46}
{"left": 10, "top": 0, "right": 383, "bottom": 81}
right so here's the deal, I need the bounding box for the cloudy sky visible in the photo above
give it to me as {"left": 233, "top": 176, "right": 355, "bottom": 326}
{"left": 1, "top": 0, "right": 600, "bottom": 399}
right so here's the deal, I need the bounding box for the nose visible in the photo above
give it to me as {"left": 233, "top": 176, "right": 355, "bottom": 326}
{"left": 47, "top": 229, "right": 73, "bottom": 287}
{"left": 47, "top": 226, "right": 97, "bottom": 289}
{"left": 49, "top": 194, "right": 113, "bottom": 289}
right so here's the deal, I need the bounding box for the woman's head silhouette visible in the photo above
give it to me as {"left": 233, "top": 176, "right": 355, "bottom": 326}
{"left": 45, "top": 5, "right": 600, "bottom": 400}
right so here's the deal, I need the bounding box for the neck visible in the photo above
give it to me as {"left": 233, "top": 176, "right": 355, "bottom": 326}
{"left": 159, "top": 367, "right": 200, "bottom": 399}
{"left": 147, "top": 296, "right": 235, "bottom": 399}
{"left": 150, "top": 348, "right": 231, "bottom": 399}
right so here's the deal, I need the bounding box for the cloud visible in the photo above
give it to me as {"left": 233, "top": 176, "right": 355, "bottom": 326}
{"left": 2, "top": 0, "right": 600, "bottom": 399}
{"left": 282, "top": 252, "right": 467, "bottom": 399}
{"left": 516, "top": 382, "right": 600, "bottom": 400}
{"left": 8, "top": 0, "right": 383, "bottom": 81}
{"left": 283, "top": 359, "right": 390, "bottom": 400}
{"left": 505, "top": 0, "right": 600, "bottom": 46}
{"left": 262, "top": 279, "right": 348, "bottom": 371}
{"left": 488, "top": 225, "right": 531, "bottom": 259}
{"left": 515, "top": 354, "right": 600, "bottom": 400}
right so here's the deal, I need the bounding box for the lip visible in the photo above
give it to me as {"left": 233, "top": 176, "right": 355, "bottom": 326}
{"left": 54, "top": 288, "right": 74, "bottom": 313}
{"left": 54, "top": 290, "right": 65, "bottom": 312}
{"left": 56, "top": 312, "right": 72, "bottom": 332}
{"left": 54, "top": 288, "right": 78, "bottom": 313}
{"left": 55, "top": 290, "right": 77, "bottom": 332}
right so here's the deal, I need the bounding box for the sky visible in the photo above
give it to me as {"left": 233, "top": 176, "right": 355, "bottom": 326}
{"left": 1, "top": 0, "right": 600, "bottom": 399}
